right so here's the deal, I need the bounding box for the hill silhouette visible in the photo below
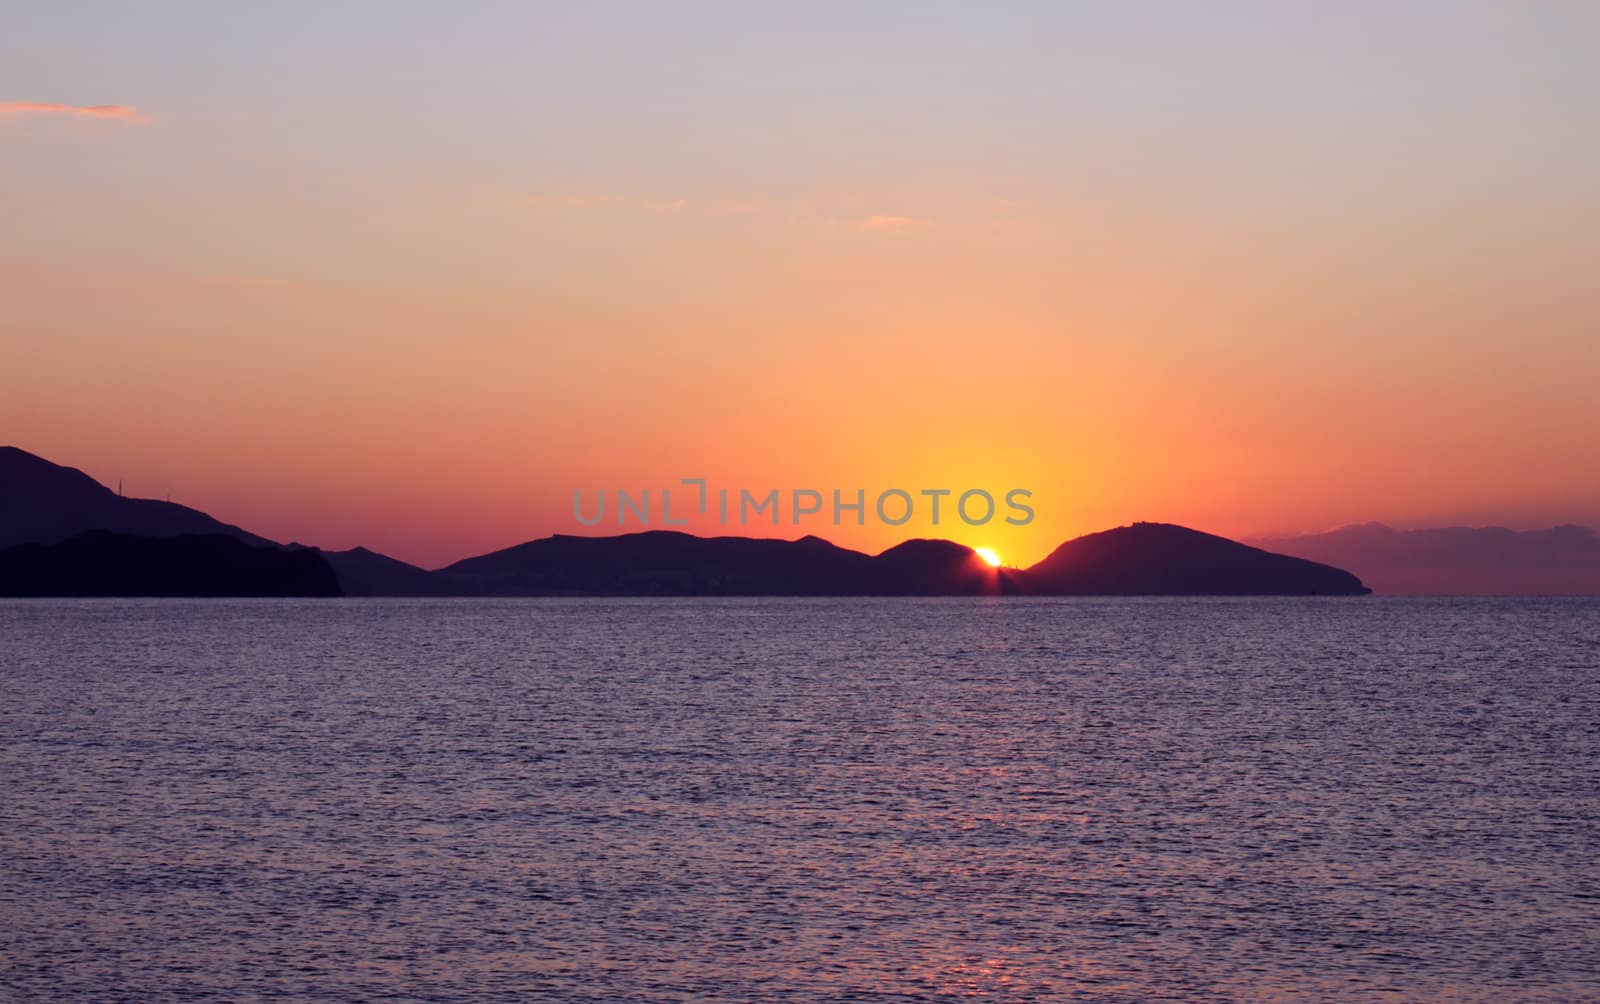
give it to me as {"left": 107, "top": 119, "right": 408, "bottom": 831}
{"left": 303, "top": 545, "right": 443, "bottom": 596}
{"left": 0, "top": 446, "right": 432, "bottom": 594}
{"left": 438, "top": 527, "right": 1363, "bottom": 596}
{"left": 0, "top": 531, "right": 342, "bottom": 597}
{"left": 2, "top": 445, "right": 1373, "bottom": 596}
{"left": 0, "top": 446, "right": 271, "bottom": 549}
{"left": 437, "top": 531, "right": 1018, "bottom": 596}
{"left": 873, "top": 539, "right": 1021, "bottom": 595}
{"left": 1017, "top": 522, "right": 1369, "bottom": 595}
{"left": 1251, "top": 522, "right": 1600, "bottom": 595}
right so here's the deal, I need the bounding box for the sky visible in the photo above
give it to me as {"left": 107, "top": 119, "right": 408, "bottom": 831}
{"left": 3, "top": 2, "right": 1597, "bottom": 569}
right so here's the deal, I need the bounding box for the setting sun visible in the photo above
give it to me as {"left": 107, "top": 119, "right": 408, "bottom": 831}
{"left": 975, "top": 547, "right": 1001, "bottom": 568}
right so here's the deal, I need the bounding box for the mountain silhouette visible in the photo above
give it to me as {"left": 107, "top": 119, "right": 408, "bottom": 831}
{"left": 0, "top": 446, "right": 271, "bottom": 549}
{"left": 0, "top": 531, "right": 341, "bottom": 597}
{"left": 439, "top": 532, "right": 871, "bottom": 595}
{"left": 438, "top": 526, "right": 1364, "bottom": 596}
{"left": 2, "top": 445, "right": 1374, "bottom": 596}
{"left": 0, "top": 446, "right": 432, "bottom": 594}
{"left": 1251, "top": 522, "right": 1600, "bottom": 595}
{"left": 872, "top": 538, "right": 1020, "bottom": 595}
{"left": 437, "top": 531, "right": 1020, "bottom": 596}
{"left": 301, "top": 545, "right": 443, "bottom": 596}
{"left": 1015, "top": 522, "right": 1369, "bottom": 595}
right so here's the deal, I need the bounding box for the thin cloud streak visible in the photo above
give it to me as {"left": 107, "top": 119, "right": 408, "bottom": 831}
{"left": 0, "top": 101, "right": 150, "bottom": 124}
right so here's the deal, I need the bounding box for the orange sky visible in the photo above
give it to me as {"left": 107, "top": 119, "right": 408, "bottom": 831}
{"left": 3, "top": 6, "right": 1597, "bottom": 569}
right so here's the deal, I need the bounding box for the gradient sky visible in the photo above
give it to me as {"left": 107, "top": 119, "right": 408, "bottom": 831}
{"left": 3, "top": 2, "right": 1597, "bottom": 569}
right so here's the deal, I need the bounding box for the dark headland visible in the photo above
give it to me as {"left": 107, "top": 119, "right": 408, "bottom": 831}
{"left": 1, "top": 445, "right": 1372, "bottom": 596}
{"left": 0, "top": 530, "right": 341, "bottom": 597}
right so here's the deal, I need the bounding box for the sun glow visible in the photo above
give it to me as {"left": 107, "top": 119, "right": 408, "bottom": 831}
{"left": 975, "top": 547, "right": 1001, "bottom": 568}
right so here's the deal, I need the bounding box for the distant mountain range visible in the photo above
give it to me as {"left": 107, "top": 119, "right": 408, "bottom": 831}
{"left": 31, "top": 443, "right": 1562, "bottom": 598}
{"left": 434, "top": 525, "right": 1368, "bottom": 596}
{"left": 1251, "top": 523, "right": 1600, "bottom": 595}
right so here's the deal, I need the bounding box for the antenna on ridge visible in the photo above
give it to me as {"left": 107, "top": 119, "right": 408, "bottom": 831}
{"left": 119, "top": 479, "right": 124, "bottom": 497}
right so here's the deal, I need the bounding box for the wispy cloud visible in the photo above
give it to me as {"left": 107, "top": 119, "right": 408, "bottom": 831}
{"left": 0, "top": 101, "right": 150, "bottom": 124}
{"left": 858, "top": 214, "right": 931, "bottom": 233}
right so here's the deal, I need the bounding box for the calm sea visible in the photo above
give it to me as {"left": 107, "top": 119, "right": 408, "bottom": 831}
{"left": 0, "top": 598, "right": 1596, "bottom": 1002}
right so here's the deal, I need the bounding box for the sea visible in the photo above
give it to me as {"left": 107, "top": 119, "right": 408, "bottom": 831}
{"left": 1, "top": 597, "right": 1596, "bottom": 1002}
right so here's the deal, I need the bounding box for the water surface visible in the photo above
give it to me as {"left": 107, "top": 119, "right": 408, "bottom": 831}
{"left": 1, "top": 597, "right": 1596, "bottom": 1001}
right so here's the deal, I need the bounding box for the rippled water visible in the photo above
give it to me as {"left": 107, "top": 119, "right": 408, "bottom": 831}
{"left": 1, "top": 597, "right": 1596, "bottom": 1002}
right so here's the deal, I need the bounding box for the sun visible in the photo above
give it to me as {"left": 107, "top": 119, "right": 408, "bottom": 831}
{"left": 974, "top": 547, "right": 1001, "bottom": 568}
